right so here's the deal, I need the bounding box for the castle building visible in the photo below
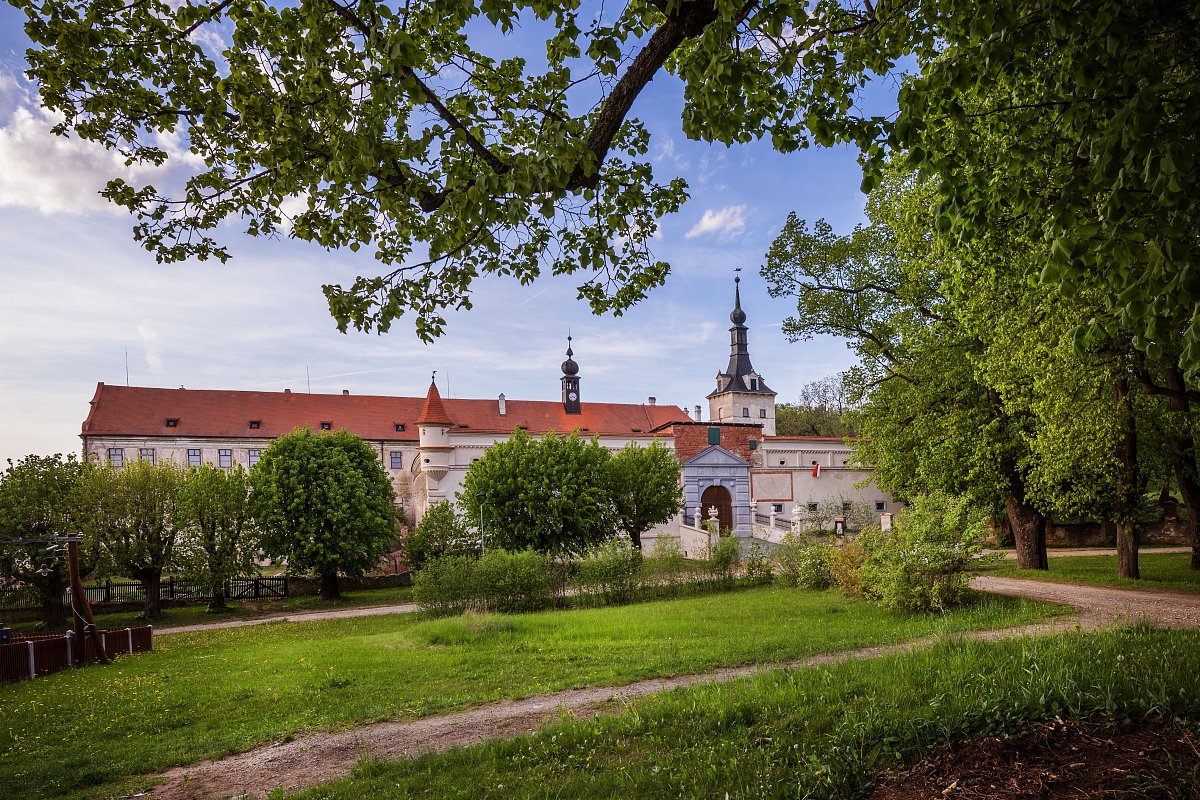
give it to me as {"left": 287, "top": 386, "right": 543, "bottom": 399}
{"left": 79, "top": 279, "right": 894, "bottom": 546}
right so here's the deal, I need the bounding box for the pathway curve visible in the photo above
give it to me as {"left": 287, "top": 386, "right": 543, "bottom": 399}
{"left": 155, "top": 547, "right": 1194, "bottom": 636}
{"left": 159, "top": 603, "right": 420, "bottom": 635}
{"left": 145, "top": 577, "right": 1200, "bottom": 799}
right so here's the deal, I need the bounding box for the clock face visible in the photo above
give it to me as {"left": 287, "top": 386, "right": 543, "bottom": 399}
{"left": 568, "top": 392, "right": 578, "bottom": 401}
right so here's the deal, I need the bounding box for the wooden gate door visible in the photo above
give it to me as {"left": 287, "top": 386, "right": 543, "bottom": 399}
{"left": 700, "top": 485, "right": 734, "bottom": 534}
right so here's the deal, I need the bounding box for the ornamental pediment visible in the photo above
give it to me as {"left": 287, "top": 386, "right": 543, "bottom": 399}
{"left": 684, "top": 445, "right": 750, "bottom": 467}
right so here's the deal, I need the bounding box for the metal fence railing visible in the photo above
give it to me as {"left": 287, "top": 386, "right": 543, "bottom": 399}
{"left": 0, "top": 577, "right": 289, "bottom": 610}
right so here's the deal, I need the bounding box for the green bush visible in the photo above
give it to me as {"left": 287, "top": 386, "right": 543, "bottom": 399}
{"left": 707, "top": 536, "right": 741, "bottom": 585}
{"left": 772, "top": 533, "right": 833, "bottom": 589}
{"left": 828, "top": 537, "right": 868, "bottom": 596}
{"left": 412, "top": 554, "right": 477, "bottom": 616}
{"left": 472, "top": 549, "right": 553, "bottom": 613}
{"left": 404, "top": 501, "right": 475, "bottom": 572}
{"left": 573, "top": 538, "right": 644, "bottom": 604}
{"left": 857, "top": 493, "right": 997, "bottom": 612}
{"left": 744, "top": 540, "right": 773, "bottom": 584}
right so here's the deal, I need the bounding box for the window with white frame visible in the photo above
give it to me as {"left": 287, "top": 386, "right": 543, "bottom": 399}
{"left": 389, "top": 451, "right": 403, "bottom": 470}
{"left": 218, "top": 449, "right": 233, "bottom": 468}
{"left": 187, "top": 448, "right": 202, "bottom": 467}
{"left": 107, "top": 448, "right": 124, "bottom": 468}
{"left": 249, "top": 448, "right": 262, "bottom": 467}
{"left": 875, "top": 501, "right": 886, "bottom": 512}
{"left": 139, "top": 448, "right": 155, "bottom": 465}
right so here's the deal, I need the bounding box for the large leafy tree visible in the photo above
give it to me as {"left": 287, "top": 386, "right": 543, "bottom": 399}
{"left": 0, "top": 454, "right": 85, "bottom": 627}
{"left": 249, "top": 428, "right": 397, "bottom": 599}
{"left": 459, "top": 429, "right": 617, "bottom": 555}
{"left": 607, "top": 440, "right": 682, "bottom": 550}
{"left": 14, "top": 0, "right": 1198, "bottom": 378}
{"left": 76, "top": 459, "right": 186, "bottom": 620}
{"left": 763, "top": 167, "right": 1052, "bottom": 570}
{"left": 177, "top": 464, "right": 257, "bottom": 611}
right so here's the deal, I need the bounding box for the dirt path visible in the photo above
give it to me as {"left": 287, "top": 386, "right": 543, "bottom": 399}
{"left": 994, "top": 546, "right": 1191, "bottom": 559}
{"left": 154, "top": 547, "right": 1194, "bottom": 636}
{"left": 144, "top": 578, "right": 1200, "bottom": 799}
{"left": 160, "top": 603, "right": 420, "bottom": 635}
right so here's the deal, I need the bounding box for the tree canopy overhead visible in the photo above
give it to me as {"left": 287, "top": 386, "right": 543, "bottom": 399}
{"left": 12, "top": 0, "right": 881, "bottom": 339}
{"left": 14, "top": 0, "right": 1198, "bottom": 378}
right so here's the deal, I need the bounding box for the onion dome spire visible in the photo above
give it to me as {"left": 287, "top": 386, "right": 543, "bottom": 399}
{"left": 561, "top": 335, "right": 579, "bottom": 376}
{"left": 730, "top": 272, "right": 747, "bottom": 325}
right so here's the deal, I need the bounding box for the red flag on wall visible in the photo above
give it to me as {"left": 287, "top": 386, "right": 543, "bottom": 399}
{"left": 812, "top": 462, "right": 821, "bottom": 478}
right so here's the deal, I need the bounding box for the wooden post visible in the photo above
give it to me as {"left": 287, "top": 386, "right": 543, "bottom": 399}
{"left": 68, "top": 539, "right": 108, "bottom": 665}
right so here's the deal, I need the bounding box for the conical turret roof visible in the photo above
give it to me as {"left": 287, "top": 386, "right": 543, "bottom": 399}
{"left": 415, "top": 380, "right": 454, "bottom": 426}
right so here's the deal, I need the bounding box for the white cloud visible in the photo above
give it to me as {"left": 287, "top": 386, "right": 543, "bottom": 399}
{"left": 685, "top": 205, "right": 748, "bottom": 241}
{"left": 0, "top": 101, "right": 151, "bottom": 214}
{"left": 137, "top": 321, "right": 166, "bottom": 375}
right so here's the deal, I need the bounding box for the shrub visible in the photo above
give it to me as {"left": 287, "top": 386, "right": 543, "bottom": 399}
{"left": 857, "top": 493, "right": 996, "bottom": 612}
{"left": 404, "top": 501, "right": 475, "bottom": 571}
{"left": 707, "top": 535, "right": 741, "bottom": 585}
{"left": 744, "top": 539, "right": 773, "bottom": 584}
{"left": 472, "top": 549, "right": 553, "bottom": 613}
{"left": 772, "top": 533, "right": 833, "bottom": 589}
{"left": 412, "top": 554, "right": 478, "bottom": 616}
{"left": 828, "top": 537, "right": 869, "bottom": 597}
{"left": 573, "top": 538, "right": 644, "bottom": 604}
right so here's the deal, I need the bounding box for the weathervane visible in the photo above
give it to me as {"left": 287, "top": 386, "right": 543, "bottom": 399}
{"left": 734, "top": 266, "right": 742, "bottom": 284}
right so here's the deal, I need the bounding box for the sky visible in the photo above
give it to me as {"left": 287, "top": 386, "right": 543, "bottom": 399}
{"left": 0, "top": 5, "right": 897, "bottom": 466}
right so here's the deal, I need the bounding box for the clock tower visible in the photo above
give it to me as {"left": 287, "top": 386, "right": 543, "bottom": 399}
{"left": 561, "top": 336, "right": 581, "bottom": 414}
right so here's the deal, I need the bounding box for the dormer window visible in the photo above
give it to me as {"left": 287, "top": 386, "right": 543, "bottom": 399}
{"left": 394, "top": 423, "right": 405, "bottom": 432}
{"left": 750, "top": 378, "right": 758, "bottom": 390}
{"left": 249, "top": 420, "right": 261, "bottom": 430}
{"left": 165, "top": 418, "right": 178, "bottom": 428}
{"left": 320, "top": 421, "right": 332, "bottom": 431}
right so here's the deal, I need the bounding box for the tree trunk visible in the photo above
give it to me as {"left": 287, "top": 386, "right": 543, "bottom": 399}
{"left": 1116, "top": 522, "right": 1141, "bottom": 579}
{"left": 319, "top": 570, "right": 341, "bottom": 600}
{"left": 1113, "top": 377, "right": 1140, "bottom": 580}
{"left": 39, "top": 574, "right": 67, "bottom": 629}
{"left": 1161, "top": 366, "right": 1200, "bottom": 570}
{"left": 1004, "top": 496, "right": 1048, "bottom": 570}
{"left": 629, "top": 530, "right": 643, "bottom": 550}
{"left": 207, "top": 585, "right": 228, "bottom": 613}
{"left": 141, "top": 570, "right": 163, "bottom": 620}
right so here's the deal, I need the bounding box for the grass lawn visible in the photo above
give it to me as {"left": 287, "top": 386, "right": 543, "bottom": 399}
{"left": 986, "top": 551, "right": 1200, "bottom": 593}
{"left": 290, "top": 626, "right": 1200, "bottom": 799}
{"left": 0, "top": 585, "right": 1061, "bottom": 800}
{"left": 5, "top": 585, "right": 415, "bottom": 633}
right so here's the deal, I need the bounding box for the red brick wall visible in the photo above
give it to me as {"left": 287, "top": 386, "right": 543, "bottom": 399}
{"left": 670, "top": 423, "right": 761, "bottom": 462}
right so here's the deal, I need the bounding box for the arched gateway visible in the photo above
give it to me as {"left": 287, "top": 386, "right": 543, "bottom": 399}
{"left": 700, "top": 484, "right": 733, "bottom": 534}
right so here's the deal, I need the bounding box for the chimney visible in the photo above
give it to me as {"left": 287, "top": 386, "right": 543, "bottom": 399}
{"left": 648, "top": 396, "right": 656, "bottom": 406}
{"left": 694, "top": 405, "right": 702, "bottom": 421}
{"left": 342, "top": 389, "right": 349, "bottom": 396}
{"left": 284, "top": 388, "right": 292, "bottom": 394}
{"left": 498, "top": 393, "right": 507, "bottom": 416}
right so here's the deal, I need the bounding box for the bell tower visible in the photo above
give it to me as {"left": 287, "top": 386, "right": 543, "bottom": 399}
{"left": 707, "top": 272, "right": 777, "bottom": 435}
{"left": 561, "top": 336, "right": 581, "bottom": 414}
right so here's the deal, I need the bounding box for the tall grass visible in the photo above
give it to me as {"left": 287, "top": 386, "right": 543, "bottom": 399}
{"left": 0, "top": 586, "right": 1059, "bottom": 800}
{"left": 293, "top": 626, "right": 1200, "bottom": 799}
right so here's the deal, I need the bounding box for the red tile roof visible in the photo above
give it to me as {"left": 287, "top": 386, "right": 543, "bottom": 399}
{"left": 81, "top": 384, "right": 689, "bottom": 442}
{"left": 415, "top": 381, "right": 454, "bottom": 427}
